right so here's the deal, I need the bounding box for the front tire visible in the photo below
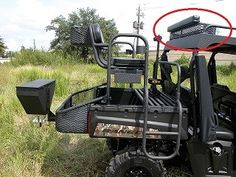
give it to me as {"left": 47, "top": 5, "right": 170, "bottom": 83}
{"left": 106, "top": 150, "right": 164, "bottom": 177}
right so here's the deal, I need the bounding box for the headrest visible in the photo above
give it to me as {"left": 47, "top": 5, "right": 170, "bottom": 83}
{"left": 91, "top": 24, "right": 104, "bottom": 43}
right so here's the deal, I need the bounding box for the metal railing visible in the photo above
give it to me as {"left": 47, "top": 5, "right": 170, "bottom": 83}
{"left": 142, "top": 61, "right": 183, "bottom": 160}
{"left": 107, "top": 33, "right": 149, "bottom": 104}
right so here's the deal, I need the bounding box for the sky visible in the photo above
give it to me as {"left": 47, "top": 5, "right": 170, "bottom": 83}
{"left": 0, "top": 0, "right": 235, "bottom": 51}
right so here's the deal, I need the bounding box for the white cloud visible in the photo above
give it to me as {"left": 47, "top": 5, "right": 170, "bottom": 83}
{"left": 2, "top": 24, "right": 21, "bottom": 33}
{"left": 0, "top": 0, "right": 62, "bottom": 51}
{"left": 0, "top": 0, "right": 236, "bottom": 51}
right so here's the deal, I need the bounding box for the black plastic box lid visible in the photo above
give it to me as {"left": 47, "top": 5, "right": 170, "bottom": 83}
{"left": 17, "top": 79, "right": 55, "bottom": 89}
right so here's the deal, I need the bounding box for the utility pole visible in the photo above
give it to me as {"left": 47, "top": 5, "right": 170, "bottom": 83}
{"left": 137, "top": 5, "right": 141, "bottom": 42}
{"left": 33, "top": 39, "right": 36, "bottom": 51}
{"left": 133, "top": 5, "right": 144, "bottom": 50}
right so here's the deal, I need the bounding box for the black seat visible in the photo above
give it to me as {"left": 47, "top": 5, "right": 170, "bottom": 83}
{"left": 90, "top": 24, "right": 147, "bottom": 84}
{"left": 195, "top": 55, "right": 234, "bottom": 142}
{"left": 211, "top": 84, "right": 236, "bottom": 117}
{"left": 71, "top": 24, "right": 147, "bottom": 83}
{"left": 215, "top": 127, "right": 234, "bottom": 140}
{"left": 112, "top": 58, "right": 145, "bottom": 68}
{"left": 90, "top": 24, "right": 145, "bottom": 72}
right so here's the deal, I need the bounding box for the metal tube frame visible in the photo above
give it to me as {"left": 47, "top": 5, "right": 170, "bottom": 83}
{"left": 107, "top": 33, "right": 149, "bottom": 104}
{"left": 88, "top": 25, "right": 137, "bottom": 68}
{"left": 112, "top": 41, "right": 135, "bottom": 58}
{"left": 204, "top": 25, "right": 236, "bottom": 33}
{"left": 88, "top": 26, "right": 108, "bottom": 68}
{"left": 142, "top": 61, "right": 183, "bottom": 160}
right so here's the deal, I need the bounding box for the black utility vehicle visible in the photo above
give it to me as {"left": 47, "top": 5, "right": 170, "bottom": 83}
{"left": 16, "top": 16, "right": 236, "bottom": 177}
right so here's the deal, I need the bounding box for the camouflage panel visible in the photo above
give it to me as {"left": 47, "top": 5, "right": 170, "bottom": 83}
{"left": 94, "top": 123, "right": 161, "bottom": 139}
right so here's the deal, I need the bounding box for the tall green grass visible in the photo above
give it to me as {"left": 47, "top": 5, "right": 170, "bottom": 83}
{"left": 0, "top": 63, "right": 108, "bottom": 177}
{"left": 217, "top": 62, "right": 236, "bottom": 75}
{"left": 10, "top": 49, "right": 79, "bottom": 66}
{"left": 213, "top": 62, "right": 236, "bottom": 91}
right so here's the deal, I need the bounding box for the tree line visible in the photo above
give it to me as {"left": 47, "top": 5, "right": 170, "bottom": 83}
{"left": 46, "top": 7, "right": 118, "bottom": 63}
{"left": 1, "top": 7, "right": 118, "bottom": 62}
{"left": 0, "top": 36, "right": 7, "bottom": 57}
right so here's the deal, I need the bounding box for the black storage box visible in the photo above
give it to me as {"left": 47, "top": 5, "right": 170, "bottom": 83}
{"left": 16, "top": 79, "right": 55, "bottom": 115}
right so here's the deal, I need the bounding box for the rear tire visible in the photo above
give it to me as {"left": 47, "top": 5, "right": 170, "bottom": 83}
{"left": 106, "top": 150, "right": 164, "bottom": 177}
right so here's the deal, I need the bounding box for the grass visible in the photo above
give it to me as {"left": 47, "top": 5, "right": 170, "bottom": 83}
{"left": 0, "top": 63, "right": 109, "bottom": 177}
{"left": 1, "top": 53, "right": 236, "bottom": 176}
{"left": 10, "top": 49, "right": 79, "bottom": 66}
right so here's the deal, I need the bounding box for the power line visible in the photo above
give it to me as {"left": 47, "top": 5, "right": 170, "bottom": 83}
{"left": 143, "top": 5, "right": 167, "bottom": 11}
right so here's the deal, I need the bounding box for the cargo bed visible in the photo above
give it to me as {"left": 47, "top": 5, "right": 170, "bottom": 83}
{"left": 55, "top": 85, "right": 188, "bottom": 140}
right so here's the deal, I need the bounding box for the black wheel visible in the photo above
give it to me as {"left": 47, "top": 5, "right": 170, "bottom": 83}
{"left": 106, "top": 150, "right": 164, "bottom": 177}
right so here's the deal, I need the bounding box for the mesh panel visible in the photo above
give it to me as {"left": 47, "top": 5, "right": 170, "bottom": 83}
{"left": 170, "top": 23, "right": 216, "bottom": 39}
{"left": 181, "top": 24, "right": 204, "bottom": 35}
{"left": 114, "top": 72, "right": 142, "bottom": 83}
{"left": 71, "top": 26, "right": 90, "bottom": 45}
{"left": 56, "top": 105, "right": 88, "bottom": 133}
{"left": 55, "top": 87, "right": 98, "bottom": 133}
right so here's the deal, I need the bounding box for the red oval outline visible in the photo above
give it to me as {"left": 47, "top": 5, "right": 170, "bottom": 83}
{"left": 153, "top": 8, "right": 233, "bottom": 52}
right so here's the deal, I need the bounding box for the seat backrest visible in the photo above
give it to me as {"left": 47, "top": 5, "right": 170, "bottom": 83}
{"left": 89, "top": 24, "right": 108, "bottom": 68}
{"left": 195, "top": 55, "right": 217, "bottom": 143}
{"left": 71, "top": 24, "right": 147, "bottom": 73}
{"left": 71, "top": 24, "right": 104, "bottom": 45}
{"left": 91, "top": 24, "right": 104, "bottom": 44}
{"left": 211, "top": 84, "right": 236, "bottom": 117}
{"left": 71, "top": 24, "right": 108, "bottom": 68}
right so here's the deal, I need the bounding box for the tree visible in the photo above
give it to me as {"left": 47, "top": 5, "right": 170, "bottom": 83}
{"left": 46, "top": 7, "right": 118, "bottom": 62}
{"left": 0, "top": 36, "right": 7, "bottom": 57}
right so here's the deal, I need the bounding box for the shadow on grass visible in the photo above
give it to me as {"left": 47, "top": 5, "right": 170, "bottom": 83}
{"left": 41, "top": 134, "right": 111, "bottom": 177}
{"left": 164, "top": 156, "right": 193, "bottom": 177}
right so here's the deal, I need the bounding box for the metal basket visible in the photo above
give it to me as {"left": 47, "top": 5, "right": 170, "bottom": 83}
{"left": 71, "top": 26, "right": 91, "bottom": 45}
{"left": 55, "top": 85, "right": 105, "bottom": 133}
